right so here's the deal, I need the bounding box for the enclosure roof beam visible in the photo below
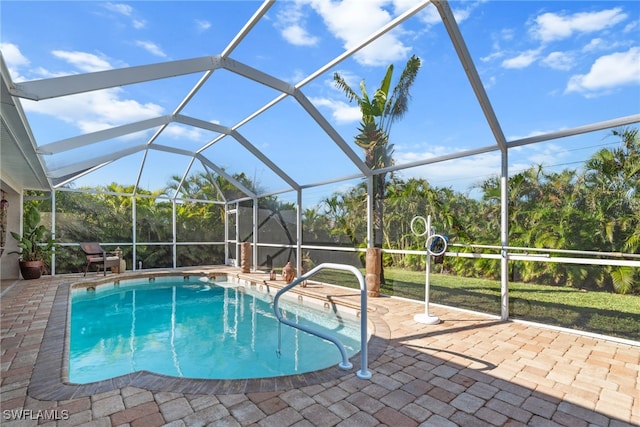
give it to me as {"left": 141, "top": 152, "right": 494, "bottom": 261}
{"left": 38, "top": 115, "right": 174, "bottom": 155}
{"left": 196, "top": 153, "right": 256, "bottom": 198}
{"left": 171, "top": 157, "right": 198, "bottom": 201}
{"left": 231, "top": 130, "right": 300, "bottom": 191}
{"left": 433, "top": 0, "right": 507, "bottom": 152}
{"left": 52, "top": 164, "right": 110, "bottom": 189}
{"left": 507, "top": 114, "right": 640, "bottom": 148}
{"left": 375, "top": 114, "right": 640, "bottom": 177}
{"left": 47, "top": 144, "right": 146, "bottom": 179}
{"left": 294, "top": 90, "right": 370, "bottom": 176}
{"left": 295, "top": 0, "right": 433, "bottom": 89}
{"left": 174, "top": 114, "right": 231, "bottom": 135}
{"left": 149, "top": 144, "right": 195, "bottom": 157}
{"left": 221, "top": 0, "right": 274, "bottom": 58}
{"left": 9, "top": 56, "right": 224, "bottom": 101}
{"left": 201, "top": 162, "right": 228, "bottom": 203}
{"left": 135, "top": 2, "right": 275, "bottom": 200}
{"left": 221, "top": 57, "right": 295, "bottom": 95}
{"left": 376, "top": 144, "right": 498, "bottom": 176}
{"left": 211, "top": 0, "right": 434, "bottom": 168}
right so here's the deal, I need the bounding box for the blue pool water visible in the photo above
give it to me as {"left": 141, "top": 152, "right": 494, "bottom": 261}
{"left": 69, "top": 277, "right": 361, "bottom": 383}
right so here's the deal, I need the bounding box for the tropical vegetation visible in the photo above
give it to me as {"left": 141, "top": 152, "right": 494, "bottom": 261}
{"left": 9, "top": 204, "right": 56, "bottom": 263}
{"left": 22, "top": 128, "right": 639, "bottom": 296}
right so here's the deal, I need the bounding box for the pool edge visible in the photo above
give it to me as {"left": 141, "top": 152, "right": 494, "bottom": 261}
{"left": 28, "top": 270, "right": 390, "bottom": 400}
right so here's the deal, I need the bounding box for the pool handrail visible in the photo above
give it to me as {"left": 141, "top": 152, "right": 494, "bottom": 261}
{"left": 273, "top": 262, "right": 372, "bottom": 380}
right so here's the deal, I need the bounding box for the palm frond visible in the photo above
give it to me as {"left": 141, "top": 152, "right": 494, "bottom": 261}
{"left": 384, "top": 55, "right": 421, "bottom": 129}
{"left": 333, "top": 72, "right": 362, "bottom": 104}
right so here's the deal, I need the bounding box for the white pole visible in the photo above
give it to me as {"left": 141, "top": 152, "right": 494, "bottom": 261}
{"left": 414, "top": 214, "right": 441, "bottom": 325}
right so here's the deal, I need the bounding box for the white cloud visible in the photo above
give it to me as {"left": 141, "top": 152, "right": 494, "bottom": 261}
{"left": 530, "top": 8, "right": 628, "bottom": 43}
{"left": 276, "top": 2, "right": 319, "bottom": 47}
{"left": 22, "top": 88, "right": 164, "bottom": 134}
{"left": 417, "top": 4, "right": 441, "bottom": 26}
{"left": 541, "top": 51, "right": 574, "bottom": 71}
{"left": 311, "top": 97, "right": 361, "bottom": 124}
{"left": 582, "top": 38, "right": 606, "bottom": 52}
{"left": 282, "top": 24, "right": 319, "bottom": 47}
{"left": 412, "top": 0, "right": 478, "bottom": 26}
{"left": 132, "top": 19, "right": 146, "bottom": 30}
{"left": 501, "top": 49, "right": 541, "bottom": 69}
{"left": 51, "top": 50, "right": 113, "bottom": 72}
{"left": 195, "top": 19, "right": 212, "bottom": 32}
{"left": 623, "top": 19, "right": 638, "bottom": 34}
{"left": 103, "top": 2, "right": 146, "bottom": 29}
{"left": 1, "top": 42, "right": 29, "bottom": 67}
{"left": 135, "top": 41, "right": 167, "bottom": 58}
{"left": 566, "top": 47, "right": 640, "bottom": 95}
{"left": 303, "top": 0, "right": 410, "bottom": 66}
{"left": 104, "top": 2, "right": 133, "bottom": 16}
{"left": 0, "top": 42, "right": 30, "bottom": 81}
{"left": 164, "top": 124, "right": 206, "bottom": 141}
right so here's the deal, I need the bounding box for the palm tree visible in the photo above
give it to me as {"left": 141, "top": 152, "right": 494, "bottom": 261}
{"left": 334, "top": 54, "right": 422, "bottom": 281}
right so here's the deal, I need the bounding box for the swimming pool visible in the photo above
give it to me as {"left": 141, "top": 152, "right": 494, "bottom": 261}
{"left": 69, "top": 276, "right": 363, "bottom": 383}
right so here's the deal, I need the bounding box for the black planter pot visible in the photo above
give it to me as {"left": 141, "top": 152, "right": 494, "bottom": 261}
{"left": 19, "top": 260, "right": 44, "bottom": 280}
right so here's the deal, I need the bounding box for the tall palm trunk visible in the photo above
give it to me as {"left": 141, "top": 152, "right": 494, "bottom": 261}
{"left": 374, "top": 172, "right": 386, "bottom": 283}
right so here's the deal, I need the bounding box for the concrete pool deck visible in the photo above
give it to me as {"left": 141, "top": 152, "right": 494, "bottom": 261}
{"left": 1, "top": 267, "right": 638, "bottom": 426}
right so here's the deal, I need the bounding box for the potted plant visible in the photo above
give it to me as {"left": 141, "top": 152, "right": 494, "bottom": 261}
{"left": 9, "top": 204, "right": 57, "bottom": 280}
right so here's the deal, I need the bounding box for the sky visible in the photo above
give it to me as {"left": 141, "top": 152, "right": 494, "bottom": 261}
{"left": 1, "top": 0, "right": 639, "bottom": 206}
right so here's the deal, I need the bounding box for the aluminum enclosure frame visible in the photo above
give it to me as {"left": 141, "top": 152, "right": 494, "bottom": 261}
{"left": 1, "top": 0, "right": 639, "bottom": 319}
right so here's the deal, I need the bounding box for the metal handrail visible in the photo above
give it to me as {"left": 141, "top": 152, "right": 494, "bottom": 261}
{"left": 273, "top": 263, "right": 371, "bottom": 379}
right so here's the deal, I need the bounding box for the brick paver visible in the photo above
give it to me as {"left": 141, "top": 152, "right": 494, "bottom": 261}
{"left": 1, "top": 270, "right": 638, "bottom": 426}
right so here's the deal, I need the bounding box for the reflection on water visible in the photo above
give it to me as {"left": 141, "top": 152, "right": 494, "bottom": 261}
{"left": 69, "top": 279, "right": 360, "bottom": 383}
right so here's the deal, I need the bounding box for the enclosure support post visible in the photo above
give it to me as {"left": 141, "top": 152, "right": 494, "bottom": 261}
{"left": 224, "top": 202, "right": 229, "bottom": 265}
{"left": 296, "top": 189, "right": 302, "bottom": 276}
{"left": 172, "top": 200, "right": 177, "bottom": 269}
{"left": 51, "top": 190, "right": 56, "bottom": 276}
{"left": 253, "top": 197, "right": 258, "bottom": 271}
{"left": 366, "top": 176, "right": 374, "bottom": 248}
{"left": 235, "top": 201, "right": 240, "bottom": 266}
{"left": 500, "top": 149, "right": 509, "bottom": 320}
{"left": 132, "top": 196, "right": 137, "bottom": 271}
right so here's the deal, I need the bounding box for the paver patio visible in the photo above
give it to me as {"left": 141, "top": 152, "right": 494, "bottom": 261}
{"left": 1, "top": 268, "right": 638, "bottom": 426}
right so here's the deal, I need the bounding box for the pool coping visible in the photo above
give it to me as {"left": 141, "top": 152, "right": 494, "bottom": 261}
{"left": 28, "top": 271, "right": 390, "bottom": 400}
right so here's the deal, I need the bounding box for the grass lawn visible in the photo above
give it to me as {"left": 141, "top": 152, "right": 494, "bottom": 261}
{"left": 310, "top": 267, "right": 640, "bottom": 342}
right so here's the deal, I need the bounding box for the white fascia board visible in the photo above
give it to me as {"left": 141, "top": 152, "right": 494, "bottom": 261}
{"left": 38, "top": 115, "right": 173, "bottom": 155}
{"left": 221, "top": 57, "right": 295, "bottom": 95}
{"left": 10, "top": 56, "right": 223, "bottom": 101}
{"left": 174, "top": 114, "right": 232, "bottom": 135}
{"left": 48, "top": 145, "right": 146, "bottom": 178}
{"left": 196, "top": 153, "right": 256, "bottom": 198}
{"left": 1, "top": 55, "right": 51, "bottom": 190}
{"left": 294, "top": 90, "right": 370, "bottom": 177}
{"left": 231, "top": 130, "right": 300, "bottom": 191}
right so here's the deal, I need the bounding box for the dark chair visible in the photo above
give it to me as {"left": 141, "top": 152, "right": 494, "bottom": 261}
{"left": 80, "top": 243, "right": 121, "bottom": 276}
